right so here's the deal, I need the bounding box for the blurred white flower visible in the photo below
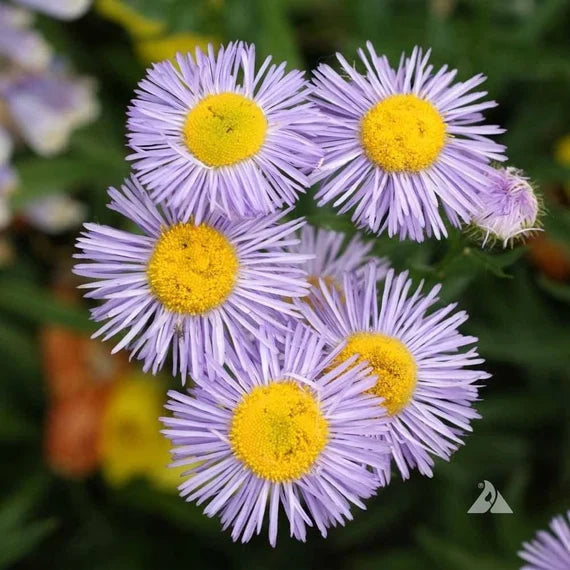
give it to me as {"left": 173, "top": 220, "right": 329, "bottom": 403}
{"left": 24, "top": 193, "right": 86, "bottom": 233}
{"left": 0, "top": 5, "right": 34, "bottom": 28}
{"left": 0, "top": 1, "right": 98, "bottom": 232}
{"left": 12, "top": 0, "right": 92, "bottom": 20}
{"left": 3, "top": 73, "right": 99, "bottom": 156}
{"left": 0, "top": 16, "right": 51, "bottom": 70}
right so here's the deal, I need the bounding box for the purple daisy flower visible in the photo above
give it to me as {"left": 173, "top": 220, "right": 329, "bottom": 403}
{"left": 472, "top": 166, "right": 541, "bottom": 247}
{"left": 519, "top": 511, "right": 570, "bottom": 570}
{"left": 289, "top": 224, "right": 390, "bottom": 295}
{"left": 74, "top": 175, "right": 311, "bottom": 381}
{"left": 311, "top": 43, "right": 506, "bottom": 242}
{"left": 127, "top": 41, "right": 321, "bottom": 221}
{"left": 161, "top": 324, "right": 389, "bottom": 546}
{"left": 295, "top": 264, "right": 488, "bottom": 480}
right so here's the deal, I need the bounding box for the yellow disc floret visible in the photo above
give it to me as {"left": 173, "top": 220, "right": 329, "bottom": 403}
{"left": 307, "top": 274, "right": 342, "bottom": 293}
{"left": 147, "top": 222, "right": 239, "bottom": 315}
{"left": 229, "top": 381, "right": 328, "bottom": 483}
{"left": 360, "top": 94, "right": 446, "bottom": 172}
{"left": 184, "top": 93, "right": 267, "bottom": 167}
{"left": 336, "top": 332, "right": 417, "bottom": 415}
{"left": 302, "top": 274, "right": 345, "bottom": 307}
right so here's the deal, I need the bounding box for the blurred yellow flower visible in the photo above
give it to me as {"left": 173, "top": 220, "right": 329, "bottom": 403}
{"left": 100, "top": 374, "right": 184, "bottom": 491}
{"left": 95, "top": 0, "right": 165, "bottom": 38}
{"left": 95, "top": 0, "right": 217, "bottom": 67}
{"left": 555, "top": 134, "right": 570, "bottom": 167}
{"left": 135, "top": 33, "right": 217, "bottom": 66}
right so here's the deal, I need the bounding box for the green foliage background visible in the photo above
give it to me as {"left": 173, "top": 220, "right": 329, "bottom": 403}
{"left": 2, "top": 0, "right": 569, "bottom": 568}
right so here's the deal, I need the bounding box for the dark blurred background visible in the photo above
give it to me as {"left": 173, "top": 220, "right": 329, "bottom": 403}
{"left": 1, "top": 0, "right": 569, "bottom": 568}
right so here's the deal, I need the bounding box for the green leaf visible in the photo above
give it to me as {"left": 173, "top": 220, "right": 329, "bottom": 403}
{"left": 0, "top": 474, "right": 55, "bottom": 568}
{"left": 116, "top": 483, "right": 222, "bottom": 538}
{"left": 516, "top": 0, "right": 570, "bottom": 42}
{"left": 0, "top": 475, "right": 48, "bottom": 534}
{"left": 254, "top": 0, "right": 302, "bottom": 68}
{"left": 0, "top": 280, "right": 93, "bottom": 332}
{"left": 331, "top": 482, "right": 415, "bottom": 547}
{"left": 0, "top": 519, "right": 57, "bottom": 569}
{"left": 222, "top": 0, "right": 302, "bottom": 68}
{"left": 464, "top": 247, "right": 526, "bottom": 279}
{"left": 0, "top": 404, "right": 38, "bottom": 442}
{"left": 0, "top": 318, "right": 40, "bottom": 381}
{"left": 544, "top": 208, "right": 570, "bottom": 245}
{"left": 10, "top": 156, "right": 97, "bottom": 208}
{"left": 537, "top": 274, "right": 570, "bottom": 304}
{"left": 416, "top": 529, "right": 513, "bottom": 570}
{"left": 122, "top": 0, "right": 170, "bottom": 21}
{"left": 478, "top": 394, "right": 562, "bottom": 428}
{"left": 349, "top": 551, "right": 425, "bottom": 570}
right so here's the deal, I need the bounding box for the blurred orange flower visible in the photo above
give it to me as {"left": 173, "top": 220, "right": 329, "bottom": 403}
{"left": 41, "top": 308, "right": 128, "bottom": 478}
{"left": 44, "top": 385, "right": 111, "bottom": 478}
{"left": 528, "top": 234, "right": 570, "bottom": 282}
{"left": 41, "top": 326, "right": 128, "bottom": 400}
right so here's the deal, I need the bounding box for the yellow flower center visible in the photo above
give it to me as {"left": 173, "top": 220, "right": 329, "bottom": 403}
{"left": 360, "top": 94, "right": 446, "bottom": 172}
{"left": 307, "top": 274, "right": 342, "bottom": 292}
{"left": 300, "top": 275, "right": 345, "bottom": 308}
{"left": 147, "top": 222, "right": 239, "bottom": 315}
{"left": 335, "top": 332, "right": 417, "bottom": 415}
{"left": 184, "top": 92, "right": 267, "bottom": 167}
{"left": 229, "top": 381, "right": 328, "bottom": 483}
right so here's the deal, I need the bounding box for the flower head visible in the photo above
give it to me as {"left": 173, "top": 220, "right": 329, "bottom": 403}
{"left": 127, "top": 41, "right": 321, "bottom": 220}
{"left": 289, "top": 224, "right": 390, "bottom": 296}
{"left": 519, "top": 511, "right": 570, "bottom": 570}
{"left": 0, "top": 8, "right": 51, "bottom": 70}
{"left": 311, "top": 43, "right": 506, "bottom": 242}
{"left": 13, "top": 0, "right": 91, "bottom": 20}
{"left": 100, "top": 373, "right": 185, "bottom": 490}
{"left": 74, "top": 175, "right": 311, "bottom": 381}
{"left": 24, "top": 193, "right": 86, "bottom": 233}
{"left": 0, "top": 2, "right": 99, "bottom": 205}
{"left": 296, "top": 264, "right": 488, "bottom": 479}
{"left": 471, "top": 166, "right": 541, "bottom": 247}
{"left": 45, "top": 386, "right": 109, "bottom": 479}
{"left": 161, "top": 325, "right": 389, "bottom": 546}
{"left": 1, "top": 71, "right": 99, "bottom": 156}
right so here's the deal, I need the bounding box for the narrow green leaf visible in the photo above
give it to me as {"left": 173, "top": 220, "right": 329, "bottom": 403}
{"left": 0, "top": 519, "right": 57, "bottom": 569}
{"left": 10, "top": 156, "right": 95, "bottom": 208}
{"left": 0, "top": 474, "right": 50, "bottom": 534}
{"left": 416, "top": 528, "right": 514, "bottom": 570}
{"left": 0, "top": 280, "right": 93, "bottom": 332}
{"left": 538, "top": 274, "right": 570, "bottom": 304}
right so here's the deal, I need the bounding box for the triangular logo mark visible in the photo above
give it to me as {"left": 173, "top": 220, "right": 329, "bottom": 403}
{"left": 467, "top": 480, "right": 513, "bottom": 514}
{"left": 490, "top": 492, "right": 513, "bottom": 514}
